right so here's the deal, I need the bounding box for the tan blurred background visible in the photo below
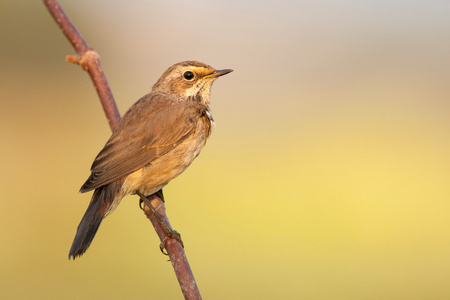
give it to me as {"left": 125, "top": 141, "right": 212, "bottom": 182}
{"left": 1, "top": 0, "right": 450, "bottom": 299}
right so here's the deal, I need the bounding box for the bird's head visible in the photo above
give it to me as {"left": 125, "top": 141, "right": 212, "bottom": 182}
{"left": 152, "top": 61, "right": 232, "bottom": 106}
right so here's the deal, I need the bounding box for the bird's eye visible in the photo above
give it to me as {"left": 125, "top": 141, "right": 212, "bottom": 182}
{"left": 183, "top": 71, "right": 194, "bottom": 80}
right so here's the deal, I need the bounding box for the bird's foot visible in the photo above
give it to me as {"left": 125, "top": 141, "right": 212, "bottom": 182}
{"left": 136, "top": 191, "right": 184, "bottom": 255}
{"left": 159, "top": 229, "right": 184, "bottom": 255}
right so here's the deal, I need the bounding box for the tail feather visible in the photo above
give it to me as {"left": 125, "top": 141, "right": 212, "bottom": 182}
{"left": 69, "top": 181, "right": 123, "bottom": 259}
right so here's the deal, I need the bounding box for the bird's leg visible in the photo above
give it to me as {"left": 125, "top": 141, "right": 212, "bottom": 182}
{"left": 136, "top": 191, "right": 184, "bottom": 255}
{"left": 139, "top": 189, "right": 164, "bottom": 208}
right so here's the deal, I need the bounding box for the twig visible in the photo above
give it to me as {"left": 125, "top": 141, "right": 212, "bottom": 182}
{"left": 42, "top": 1, "right": 201, "bottom": 299}
{"left": 142, "top": 192, "right": 201, "bottom": 300}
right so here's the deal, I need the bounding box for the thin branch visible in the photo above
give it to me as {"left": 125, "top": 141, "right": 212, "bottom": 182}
{"left": 43, "top": 1, "right": 201, "bottom": 299}
{"left": 142, "top": 192, "right": 201, "bottom": 300}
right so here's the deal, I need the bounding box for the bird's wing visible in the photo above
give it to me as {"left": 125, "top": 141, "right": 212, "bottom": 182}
{"left": 80, "top": 93, "right": 205, "bottom": 192}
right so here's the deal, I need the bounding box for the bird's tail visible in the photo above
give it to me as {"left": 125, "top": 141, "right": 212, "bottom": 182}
{"left": 69, "top": 180, "right": 123, "bottom": 259}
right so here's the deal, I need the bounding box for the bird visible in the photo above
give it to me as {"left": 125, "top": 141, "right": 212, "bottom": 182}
{"left": 69, "top": 61, "right": 232, "bottom": 259}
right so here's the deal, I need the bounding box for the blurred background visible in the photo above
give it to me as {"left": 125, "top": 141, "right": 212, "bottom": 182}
{"left": 1, "top": 0, "right": 450, "bottom": 299}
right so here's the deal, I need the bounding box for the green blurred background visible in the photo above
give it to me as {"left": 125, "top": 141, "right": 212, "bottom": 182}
{"left": 1, "top": 0, "right": 450, "bottom": 299}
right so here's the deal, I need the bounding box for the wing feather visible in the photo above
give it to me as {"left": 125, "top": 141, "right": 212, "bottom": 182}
{"left": 80, "top": 93, "right": 204, "bottom": 192}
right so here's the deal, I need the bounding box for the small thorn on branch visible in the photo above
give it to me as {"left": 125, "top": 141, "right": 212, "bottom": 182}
{"left": 66, "top": 55, "right": 78, "bottom": 64}
{"left": 66, "top": 50, "right": 100, "bottom": 70}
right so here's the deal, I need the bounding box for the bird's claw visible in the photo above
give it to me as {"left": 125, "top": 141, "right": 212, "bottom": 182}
{"left": 159, "top": 229, "right": 184, "bottom": 255}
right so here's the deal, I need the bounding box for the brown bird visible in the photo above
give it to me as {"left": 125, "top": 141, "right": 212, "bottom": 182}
{"left": 69, "top": 61, "right": 232, "bottom": 259}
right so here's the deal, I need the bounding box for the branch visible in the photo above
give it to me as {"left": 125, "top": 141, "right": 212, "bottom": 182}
{"left": 143, "top": 192, "right": 201, "bottom": 300}
{"left": 43, "top": 1, "right": 201, "bottom": 299}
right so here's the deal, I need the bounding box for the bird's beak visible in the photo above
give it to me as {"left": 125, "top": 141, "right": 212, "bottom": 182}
{"left": 204, "top": 69, "right": 233, "bottom": 79}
